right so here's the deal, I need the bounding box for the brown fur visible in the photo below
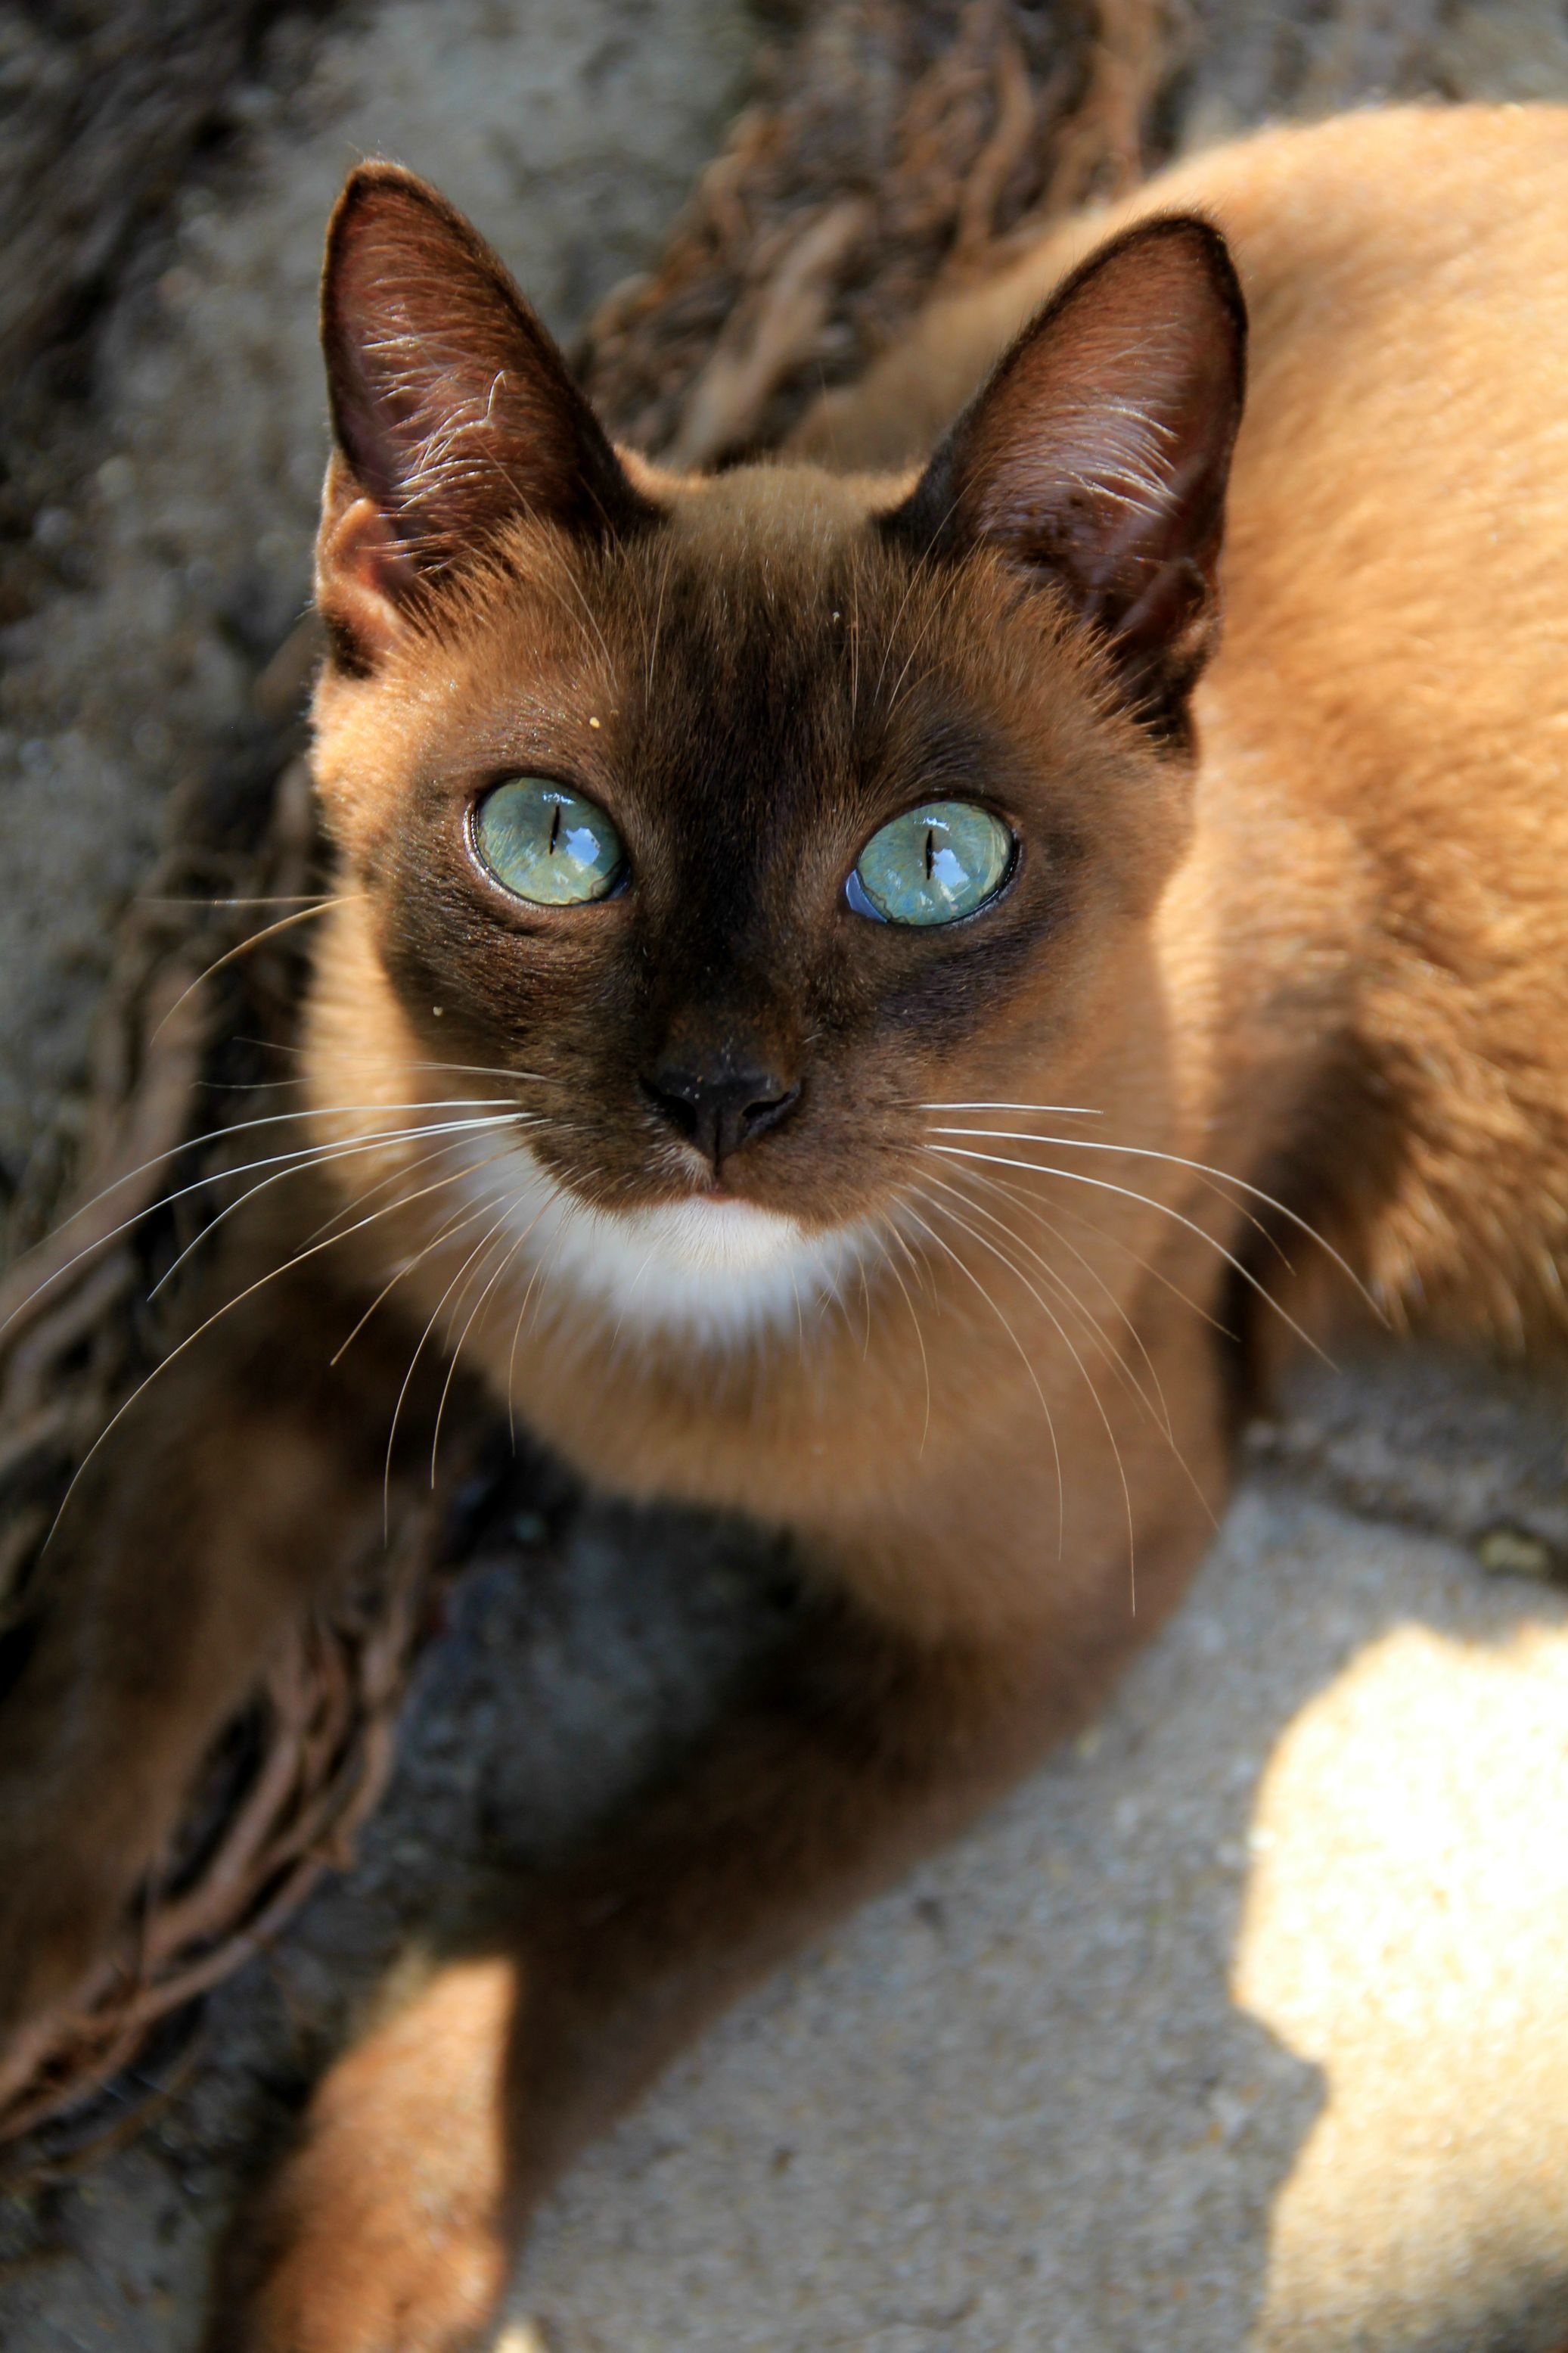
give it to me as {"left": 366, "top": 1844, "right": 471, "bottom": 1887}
{"left": 4, "top": 104, "right": 1568, "bottom": 2351}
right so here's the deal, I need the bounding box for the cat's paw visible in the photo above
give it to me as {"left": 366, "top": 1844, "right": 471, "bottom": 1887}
{"left": 214, "top": 2209, "right": 506, "bottom": 2353}
{"left": 212, "top": 1958, "right": 517, "bottom": 2353}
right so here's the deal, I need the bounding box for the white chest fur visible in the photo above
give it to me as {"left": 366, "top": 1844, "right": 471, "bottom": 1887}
{"left": 455, "top": 1137, "right": 874, "bottom": 1350}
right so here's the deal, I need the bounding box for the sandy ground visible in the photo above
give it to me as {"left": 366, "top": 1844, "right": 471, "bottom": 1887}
{"left": 8, "top": 3, "right": 1568, "bottom": 2349}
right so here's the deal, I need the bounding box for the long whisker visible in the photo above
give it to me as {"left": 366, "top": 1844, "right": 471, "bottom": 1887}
{"left": 945, "top": 1124, "right": 1297, "bottom": 1279}
{"left": 928, "top": 1142, "right": 1332, "bottom": 1365}
{"left": 5, "top": 1108, "right": 524, "bottom": 1336}
{"left": 930, "top": 1121, "right": 1296, "bottom": 1273}
{"left": 899, "top": 1197, "right": 1065, "bottom": 1556}
{"left": 428, "top": 1204, "right": 545, "bottom": 1483}
{"left": 921, "top": 1160, "right": 1220, "bottom": 1543}
{"left": 328, "top": 1153, "right": 523, "bottom": 1365}
{"left": 297, "top": 1128, "right": 520, "bottom": 1254}
{"left": 145, "top": 1116, "right": 526, "bottom": 1300}
{"left": 140, "top": 894, "right": 340, "bottom": 910}
{"left": 915, "top": 1100, "right": 1103, "bottom": 1121}
{"left": 502, "top": 1176, "right": 591, "bottom": 1444}
{"left": 915, "top": 1182, "right": 1135, "bottom": 1598}
{"left": 924, "top": 1113, "right": 1377, "bottom": 1313}
{"left": 928, "top": 1157, "right": 1178, "bottom": 1425}
{"left": 879, "top": 1242, "right": 932, "bottom": 1453}
{"left": 231, "top": 1041, "right": 550, "bottom": 1088}
{"left": 961, "top": 1160, "right": 1230, "bottom": 1339}
{"left": 39, "top": 1164, "right": 499, "bottom": 1550}
{"left": 6, "top": 1096, "right": 528, "bottom": 1309}
{"left": 150, "top": 897, "right": 358, "bottom": 1042}
{"left": 381, "top": 1198, "right": 515, "bottom": 1531}
{"left": 501, "top": 1151, "right": 627, "bottom": 1431}
{"left": 920, "top": 1164, "right": 1166, "bottom": 1437}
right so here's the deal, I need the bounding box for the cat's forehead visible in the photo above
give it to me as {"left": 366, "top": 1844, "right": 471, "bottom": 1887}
{"left": 437, "top": 462, "right": 978, "bottom": 782}
{"left": 619, "top": 460, "right": 921, "bottom": 678}
{"left": 476, "top": 458, "right": 1025, "bottom": 738}
{"left": 352, "top": 456, "right": 1130, "bottom": 856}
{"left": 658, "top": 458, "right": 898, "bottom": 562}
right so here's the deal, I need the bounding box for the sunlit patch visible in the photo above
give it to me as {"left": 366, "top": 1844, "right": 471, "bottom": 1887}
{"left": 1236, "top": 1616, "right": 1568, "bottom": 2342}
{"left": 464, "top": 1141, "right": 877, "bottom": 1347}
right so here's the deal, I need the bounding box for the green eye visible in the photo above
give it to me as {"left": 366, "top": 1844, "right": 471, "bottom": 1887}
{"left": 473, "top": 777, "right": 625, "bottom": 905}
{"left": 850, "top": 800, "right": 1013, "bottom": 925}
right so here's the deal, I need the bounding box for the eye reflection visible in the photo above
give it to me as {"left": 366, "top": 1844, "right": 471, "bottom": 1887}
{"left": 850, "top": 800, "right": 1014, "bottom": 925}
{"left": 474, "top": 777, "right": 625, "bottom": 906}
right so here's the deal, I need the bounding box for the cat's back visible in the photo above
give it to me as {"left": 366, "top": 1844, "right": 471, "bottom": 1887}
{"left": 797, "top": 102, "right": 1568, "bottom": 901}
{"left": 1163, "top": 106, "right": 1568, "bottom": 789}
{"left": 797, "top": 105, "right": 1568, "bottom": 663}
{"left": 798, "top": 105, "right": 1568, "bottom": 530}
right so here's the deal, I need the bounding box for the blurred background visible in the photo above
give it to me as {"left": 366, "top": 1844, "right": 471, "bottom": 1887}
{"left": 6, "top": 6, "right": 1568, "bottom": 2350}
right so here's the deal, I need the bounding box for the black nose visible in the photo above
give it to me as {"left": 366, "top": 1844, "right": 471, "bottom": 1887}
{"left": 644, "top": 1063, "right": 800, "bottom": 1167}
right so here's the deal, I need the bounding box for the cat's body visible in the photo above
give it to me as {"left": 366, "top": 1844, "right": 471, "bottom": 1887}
{"left": 305, "top": 101, "right": 1568, "bottom": 1624}
{"left": 3, "top": 101, "right": 1567, "bottom": 2352}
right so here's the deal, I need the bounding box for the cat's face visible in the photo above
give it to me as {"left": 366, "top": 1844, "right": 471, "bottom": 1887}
{"left": 307, "top": 168, "right": 1244, "bottom": 1343}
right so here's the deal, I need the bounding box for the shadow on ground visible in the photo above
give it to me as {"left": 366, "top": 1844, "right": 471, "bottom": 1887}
{"left": 6, "top": 1348, "right": 1568, "bottom": 2351}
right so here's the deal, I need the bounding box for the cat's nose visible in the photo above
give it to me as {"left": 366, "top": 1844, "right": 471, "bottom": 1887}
{"left": 643, "top": 1062, "right": 801, "bottom": 1168}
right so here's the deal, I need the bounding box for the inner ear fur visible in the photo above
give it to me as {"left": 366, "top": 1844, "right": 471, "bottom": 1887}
{"left": 883, "top": 214, "right": 1247, "bottom": 740}
{"left": 316, "top": 161, "right": 656, "bottom": 661}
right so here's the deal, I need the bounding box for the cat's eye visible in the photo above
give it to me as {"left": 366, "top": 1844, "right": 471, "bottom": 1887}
{"left": 849, "top": 800, "right": 1014, "bottom": 925}
{"left": 472, "top": 777, "right": 625, "bottom": 906}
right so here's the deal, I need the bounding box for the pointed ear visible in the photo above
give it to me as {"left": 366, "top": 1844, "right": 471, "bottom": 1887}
{"left": 883, "top": 215, "right": 1247, "bottom": 739}
{"left": 317, "top": 162, "right": 655, "bottom": 662}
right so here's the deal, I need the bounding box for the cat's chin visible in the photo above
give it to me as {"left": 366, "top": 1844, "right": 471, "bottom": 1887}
{"left": 468, "top": 1140, "right": 875, "bottom": 1349}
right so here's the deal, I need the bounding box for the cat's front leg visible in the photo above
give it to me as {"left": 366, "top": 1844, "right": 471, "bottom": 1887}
{"left": 0, "top": 1241, "right": 433, "bottom": 2042}
{"left": 211, "top": 1431, "right": 1223, "bottom": 2353}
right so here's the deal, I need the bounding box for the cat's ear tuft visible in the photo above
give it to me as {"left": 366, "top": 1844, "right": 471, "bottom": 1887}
{"left": 317, "top": 163, "right": 654, "bottom": 659}
{"left": 883, "top": 215, "right": 1247, "bottom": 738}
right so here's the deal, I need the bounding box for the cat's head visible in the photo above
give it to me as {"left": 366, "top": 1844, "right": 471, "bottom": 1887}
{"left": 306, "top": 165, "right": 1245, "bottom": 1347}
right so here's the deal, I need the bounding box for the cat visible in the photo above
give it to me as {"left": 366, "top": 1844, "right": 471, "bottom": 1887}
{"left": 4, "top": 97, "right": 1568, "bottom": 2352}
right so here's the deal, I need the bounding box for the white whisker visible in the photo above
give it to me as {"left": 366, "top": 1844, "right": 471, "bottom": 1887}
{"left": 923, "top": 1109, "right": 1376, "bottom": 1310}
{"left": 328, "top": 1155, "right": 523, "bottom": 1366}
{"left": 39, "top": 1160, "right": 509, "bottom": 1552}
{"left": 144, "top": 1115, "right": 525, "bottom": 1299}
{"left": 382, "top": 1197, "right": 516, "bottom": 1530}
{"left": 927, "top": 1142, "right": 1331, "bottom": 1364}
{"left": 899, "top": 1196, "right": 1065, "bottom": 1556}
{"left": 916, "top": 1180, "right": 1135, "bottom": 1599}
{"left": 150, "top": 896, "right": 357, "bottom": 1043}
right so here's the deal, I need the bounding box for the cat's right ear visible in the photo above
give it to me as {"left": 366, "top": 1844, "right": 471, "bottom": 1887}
{"left": 316, "top": 162, "right": 654, "bottom": 670}
{"left": 883, "top": 214, "right": 1247, "bottom": 741}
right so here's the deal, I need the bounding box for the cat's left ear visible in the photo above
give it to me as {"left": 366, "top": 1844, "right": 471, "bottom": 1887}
{"left": 316, "top": 161, "right": 654, "bottom": 668}
{"left": 883, "top": 215, "right": 1247, "bottom": 739}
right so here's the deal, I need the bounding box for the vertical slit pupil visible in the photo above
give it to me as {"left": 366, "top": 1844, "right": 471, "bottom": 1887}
{"left": 924, "top": 826, "right": 935, "bottom": 880}
{"left": 549, "top": 802, "right": 562, "bottom": 854}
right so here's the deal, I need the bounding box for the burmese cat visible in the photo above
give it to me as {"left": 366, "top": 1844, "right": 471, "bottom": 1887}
{"left": 4, "top": 99, "right": 1568, "bottom": 2352}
